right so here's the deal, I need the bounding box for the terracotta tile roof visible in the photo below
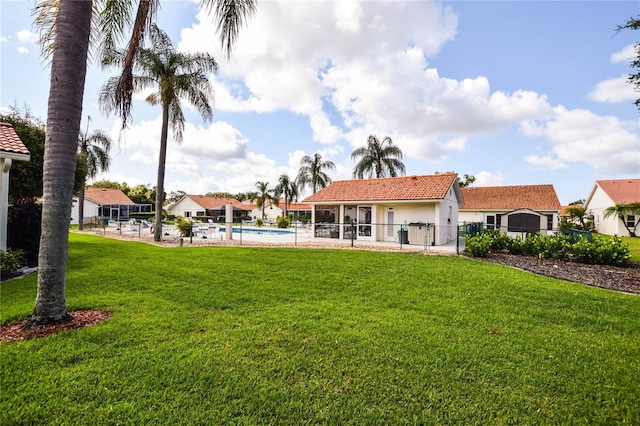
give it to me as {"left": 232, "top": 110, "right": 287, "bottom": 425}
{"left": 303, "top": 174, "right": 458, "bottom": 203}
{"left": 596, "top": 179, "right": 640, "bottom": 205}
{"left": 461, "top": 184, "right": 561, "bottom": 211}
{"left": 85, "top": 187, "right": 135, "bottom": 205}
{"left": 187, "top": 195, "right": 253, "bottom": 211}
{"left": 0, "top": 122, "right": 30, "bottom": 158}
{"left": 287, "top": 202, "right": 312, "bottom": 211}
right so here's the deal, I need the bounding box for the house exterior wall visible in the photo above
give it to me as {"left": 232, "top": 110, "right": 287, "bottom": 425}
{"left": 167, "top": 198, "right": 205, "bottom": 218}
{"left": 249, "top": 205, "right": 282, "bottom": 222}
{"left": 70, "top": 198, "right": 101, "bottom": 225}
{"left": 459, "top": 209, "right": 558, "bottom": 236}
{"left": 588, "top": 186, "right": 626, "bottom": 236}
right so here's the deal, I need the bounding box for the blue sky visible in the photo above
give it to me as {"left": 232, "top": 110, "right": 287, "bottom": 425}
{"left": 1, "top": 1, "right": 638, "bottom": 204}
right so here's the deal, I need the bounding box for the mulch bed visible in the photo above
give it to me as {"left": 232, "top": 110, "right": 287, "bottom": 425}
{"left": 0, "top": 310, "right": 112, "bottom": 343}
{"left": 469, "top": 252, "right": 640, "bottom": 295}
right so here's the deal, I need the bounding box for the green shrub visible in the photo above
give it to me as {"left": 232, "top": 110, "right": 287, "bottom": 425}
{"left": 299, "top": 214, "right": 310, "bottom": 224}
{"left": 256, "top": 218, "right": 263, "bottom": 227}
{"left": 505, "top": 236, "right": 526, "bottom": 255}
{"left": 1, "top": 249, "right": 25, "bottom": 280}
{"left": 571, "top": 236, "right": 630, "bottom": 266}
{"left": 465, "top": 233, "right": 493, "bottom": 257}
{"left": 129, "top": 212, "right": 155, "bottom": 220}
{"left": 276, "top": 215, "right": 291, "bottom": 229}
{"left": 174, "top": 217, "right": 193, "bottom": 237}
{"left": 531, "top": 234, "right": 571, "bottom": 260}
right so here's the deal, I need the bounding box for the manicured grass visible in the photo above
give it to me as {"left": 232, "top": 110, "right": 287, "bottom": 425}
{"left": 621, "top": 236, "right": 640, "bottom": 263}
{"left": 2, "top": 233, "right": 639, "bottom": 424}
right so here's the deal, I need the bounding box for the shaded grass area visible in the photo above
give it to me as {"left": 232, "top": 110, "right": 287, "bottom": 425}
{"left": 2, "top": 233, "right": 639, "bottom": 424}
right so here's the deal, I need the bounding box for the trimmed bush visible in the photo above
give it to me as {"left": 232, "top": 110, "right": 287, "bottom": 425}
{"left": 276, "top": 215, "right": 291, "bottom": 228}
{"left": 1, "top": 249, "right": 25, "bottom": 280}
{"left": 571, "top": 236, "right": 630, "bottom": 266}
{"left": 464, "top": 233, "right": 493, "bottom": 257}
{"left": 7, "top": 198, "right": 42, "bottom": 264}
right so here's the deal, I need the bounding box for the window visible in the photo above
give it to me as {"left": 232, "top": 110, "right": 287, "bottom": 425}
{"left": 508, "top": 213, "right": 540, "bottom": 233}
{"left": 627, "top": 215, "right": 636, "bottom": 228}
{"left": 486, "top": 215, "right": 495, "bottom": 230}
{"left": 546, "top": 214, "right": 553, "bottom": 231}
{"left": 496, "top": 214, "right": 502, "bottom": 230}
{"left": 184, "top": 211, "right": 191, "bottom": 218}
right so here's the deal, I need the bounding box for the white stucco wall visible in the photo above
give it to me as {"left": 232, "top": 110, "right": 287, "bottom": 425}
{"left": 70, "top": 198, "right": 101, "bottom": 225}
{"left": 167, "top": 197, "right": 204, "bottom": 218}
{"left": 587, "top": 186, "right": 628, "bottom": 236}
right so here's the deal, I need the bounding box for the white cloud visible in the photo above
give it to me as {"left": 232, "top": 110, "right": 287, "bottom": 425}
{"left": 0, "top": 35, "right": 9, "bottom": 43}
{"left": 524, "top": 155, "right": 568, "bottom": 170}
{"left": 16, "top": 29, "right": 37, "bottom": 44}
{"left": 522, "top": 106, "right": 640, "bottom": 173}
{"left": 17, "top": 46, "right": 29, "bottom": 54}
{"left": 588, "top": 75, "right": 635, "bottom": 103}
{"left": 611, "top": 44, "right": 635, "bottom": 64}
{"left": 474, "top": 171, "right": 506, "bottom": 187}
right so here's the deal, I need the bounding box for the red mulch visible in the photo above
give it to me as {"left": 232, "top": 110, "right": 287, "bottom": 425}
{"left": 0, "top": 310, "right": 111, "bottom": 343}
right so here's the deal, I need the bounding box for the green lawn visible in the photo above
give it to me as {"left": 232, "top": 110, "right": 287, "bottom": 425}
{"left": 2, "top": 233, "right": 639, "bottom": 424}
{"left": 622, "top": 236, "right": 640, "bottom": 263}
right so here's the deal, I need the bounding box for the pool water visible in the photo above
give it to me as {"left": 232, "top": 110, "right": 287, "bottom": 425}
{"left": 219, "top": 227, "right": 293, "bottom": 235}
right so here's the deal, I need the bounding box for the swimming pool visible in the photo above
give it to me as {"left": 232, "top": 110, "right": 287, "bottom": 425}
{"left": 218, "top": 227, "right": 294, "bottom": 235}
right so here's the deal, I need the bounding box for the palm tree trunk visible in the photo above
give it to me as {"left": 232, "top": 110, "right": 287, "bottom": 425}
{"left": 78, "top": 185, "right": 86, "bottom": 231}
{"left": 154, "top": 105, "right": 170, "bottom": 241}
{"left": 32, "top": 0, "right": 92, "bottom": 324}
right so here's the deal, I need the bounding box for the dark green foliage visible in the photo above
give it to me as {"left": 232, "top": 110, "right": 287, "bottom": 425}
{"left": 7, "top": 198, "right": 42, "bottom": 264}
{"left": 0, "top": 249, "right": 25, "bottom": 279}
{"left": 174, "top": 217, "right": 194, "bottom": 237}
{"left": 129, "top": 212, "right": 155, "bottom": 220}
{"left": 465, "top": 230, "right": 629, "bottom": 266}
{"left": 276, "top": 215, "right": 291, "bottom": 228}
{"left": 571, "top": 236, "right": 631, "bottom": 266}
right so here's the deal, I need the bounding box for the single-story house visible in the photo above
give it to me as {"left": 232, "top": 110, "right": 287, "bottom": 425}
{"left": 302, "top": 173, "right": 463, "bottom": 246}
{"left": 248, "top": 199, "right": 312, "bottom": 223}
{"left": 71, "top": 187, "right": 151, "bottom": 224}
{"left": 459, "top": 184, "right": 561, "bottom": 236}
{"left": 167, "top": 195, "right": 252, "bottom": 222}
{"left": 0, "top": 122, "right": 31, "bottom": 250}
{"left": 246, "top": 199, "right": 283, "bottom": 222}
{"left": 585, "top": 178, "right": 640, "bottom": 237}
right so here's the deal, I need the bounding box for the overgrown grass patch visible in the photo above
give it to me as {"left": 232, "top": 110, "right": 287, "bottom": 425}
{"left": 2, "top": 233, "right": 639, "bottom": 424}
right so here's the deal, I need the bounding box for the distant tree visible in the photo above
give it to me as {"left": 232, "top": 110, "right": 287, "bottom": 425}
{"left": 0, "top": 107, "right": 90, "bottom": 201}
{"left": 352, "top": 135, "right": 405, "bottom": 179}
{"left": 569, "top": 199, "right": 586, "bottom": 206}
{"left": 205, "top": 191, "right": 236, "bottom": 199}
{"left": 127, "top": 184, "right": 156, "bottom": 205}
{"left": 77, "top": 118, "right": 112, "bottom": 230}
{"left": 252, "top": 181, "right": 277, "bottom": 220}
{"left": 91, "top": 180, "right": 129, "bottom": 191}
{"left": 616, "top": 16, "right": 640, "bottom": 110}
{"left": 604, "top": 203, "right": 640, "bottom": 237}
{"left": 275, "top": 174, "right": 299, "bottom": 218}
{"left": 165, "top": 190, "right": 186, "bottom": 206}
{"left": 296, "top": 153, "right": 336, "bottom": 194}
{"left": 435, "top": 171, "right": 476, "bottom": 187}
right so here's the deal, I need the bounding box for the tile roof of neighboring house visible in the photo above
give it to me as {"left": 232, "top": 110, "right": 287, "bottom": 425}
{"left": 186, "top": 195, "right": 253, "bottom": 211}
{"left": 85, "top": 187, "right": 135, "bottom": 205}
{"left": 0, "top": 122, "right": 31, "bottom": 159}
{"left": 303, "top": 174, "right": 458, "bottom": 203}
{"left": 595, "top": 179, "right": 640, "bottom": 205}
{"left": 460, "top": 184, "right": 561, "bottom": 211}
{"left": 287, "top": 202, "right": 313, "bottom": 211}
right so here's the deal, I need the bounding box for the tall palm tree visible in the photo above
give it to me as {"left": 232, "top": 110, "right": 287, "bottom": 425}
{"left": 351, "top": 135, "right": 406, "bottom": 179}
{"left": 275, "top": 174, "right": 298, "bottom": 218}
{"left": 31, "top": 0, "right": 93, "bottom": 325}
{"left": 77, "top": 118, "right": 112, "bottom": 231}
{"left": 296, "top": 153, "right": 335, "bottom": 194}
{"left": 31, "top": 0, "right": 254, "bottom": 325}
{"left": 252, "top": 181, "right": 277, "bottom": 220}
{"left": 604, "top": 203, "right": 640, "bottom": 237}
{"left": 101, "top": 25, "right": 218, "bottom": 241}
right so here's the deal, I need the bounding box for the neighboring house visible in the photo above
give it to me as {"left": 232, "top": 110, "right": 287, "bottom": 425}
{"left": 167, "top": 195, "right": 252, "bottom": 222}
{"left": 0, "top": 122, "right": 31, "bottom": 250}
{"left": 585, "top": 178, "right": 640, "bottom": 237}
{"left": 302, "top": 173, "right": 463, "bottom": 246}
{"left": 246, "top": 199, "right": 283, "bottom": 222}
{"left": 459, "top": 184, "right": 561, "bottom": 236}
{"left": 70, "top": 187, "right": 151, "bottom": 224}
{"left": 248, "top": 199, "right": 312, "bottom": 222}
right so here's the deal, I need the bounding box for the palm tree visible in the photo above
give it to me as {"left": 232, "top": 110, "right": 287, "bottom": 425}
{"left": 31, "top": 0, "right": 93, "bottom": 325}
{"left": 296, "top": 153, "right": 335, "bottom": 194}
{"left": 100, "top": 24, "right": 218, "bottom": 241}
{"left": 351, "top": 135, "right": 406, "bottom": 179}
{"left": 604, "top": 203, "right": 640, "bottom": 237}
{"left": 252, "top": 181, "right": 277, "bottom": 220}
{"left": 564, "top": 205, "right": 590, "bottom": 229}
{"left": 77, "top": 118, "right": 112, "bottom": 231}
{"left": 31, "top": 0, "right": 254, "bottom": 325}
{"left": 275, "top": 174, "right": 299, "bottom": 218}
